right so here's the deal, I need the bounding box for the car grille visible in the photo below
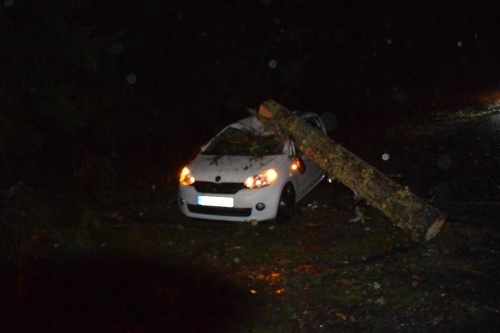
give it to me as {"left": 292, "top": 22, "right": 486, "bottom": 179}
{"left": 187, "top": 204, "right": 252, "bottom": 217}
{"left": 193, "top": 181, "right": 245, "bottom": 194}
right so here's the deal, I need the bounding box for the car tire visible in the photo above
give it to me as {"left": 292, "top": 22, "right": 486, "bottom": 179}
{"left": 276, "top": 183, "right": 295, "bottom": 222}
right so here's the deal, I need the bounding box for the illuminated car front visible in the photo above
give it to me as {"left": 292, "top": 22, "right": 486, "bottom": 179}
{"left": 178, "top": 152, "right": 295, "bottom": 221}
{"left": 177, "top": 114, "right": 326, "bottom": 222}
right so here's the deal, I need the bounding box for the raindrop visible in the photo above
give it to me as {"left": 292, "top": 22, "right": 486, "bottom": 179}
{"left": 430, "top": 182, "right": 451, "bottom": 200}
{"left": 143, "top": 0, "right": 162, "bottom": 15}
{"left": 177, "top": 12, "right": 184, "bottom": 20}
{"left": 126, "top": 73, "right": 137, "bottom": 84}
{"left": 473, "top": 33, "right": 478, "bottom": 39}
{"left": 4, "top": 0, "right": 14, "bottom": 7}
{"left": 386, "top": 38, "right": 392, "bottom": 45}
{"left": 438, "top": 154, "right": 452, "bottom": 169}
{"left": 392, "top": 88, "right": 407, "bottom": 102}
{"left": 385, "top": 128, "right": 395, "bottom": 138}
{"left": 268, "top": 59, "right": 278, "bottom": 69}
{"left": 261, "top": 0, "right": 272, "bottom": 5}
{"left": 274, "top": 17, "right": 281, "bottom": 24}
{"left": 225, "top": 96, "right": 241, "bottom": 111}
{"left": 382, "top": 153, "right": 390, "bottom": 161}
{"left": 457, "top": 40, "right": 463, "bottom": 47}
{"left": 111, "top": 42, "right": 124, "bottom": 55}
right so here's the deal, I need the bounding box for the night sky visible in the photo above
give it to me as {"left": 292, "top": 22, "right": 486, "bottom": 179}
{"left": 1, "top": 0, "right": 500, "bottom": 183}
{"left": 90, "top": 0, "right": 500, "bottom": 109}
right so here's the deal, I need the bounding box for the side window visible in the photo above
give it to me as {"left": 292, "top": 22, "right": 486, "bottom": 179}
{"left": 290, "top": 140, "right": 301, "bottom": 156}
{"left": 290, "top": 140, "right": 299, "bottom": 156}
{"left": 286, "top": 140, "right": 296, "bottom": 156}
{"left": 305, "top": 118, "right": 322, "bottom": 132}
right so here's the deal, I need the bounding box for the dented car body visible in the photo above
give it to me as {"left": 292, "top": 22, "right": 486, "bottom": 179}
{"left": 178, "top": 112, "right": 327, "bottom": 222}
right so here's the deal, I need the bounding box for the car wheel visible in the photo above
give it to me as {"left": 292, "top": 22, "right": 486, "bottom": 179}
{"left": 277, "top": 183, "right": 295, "bottom": 222}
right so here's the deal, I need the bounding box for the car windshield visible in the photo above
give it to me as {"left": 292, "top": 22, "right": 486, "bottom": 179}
{"left": 202, "top": 126, "right": 284, "bottom": 156}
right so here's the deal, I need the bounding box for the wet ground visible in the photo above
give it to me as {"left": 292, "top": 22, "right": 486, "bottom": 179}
{"left": 1, "top": 108, "right": 500, "bottom": 332}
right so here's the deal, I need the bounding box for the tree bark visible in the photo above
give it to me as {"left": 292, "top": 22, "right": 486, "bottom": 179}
{"left": 251, "top": 99, "right": 446, "bottom": 242}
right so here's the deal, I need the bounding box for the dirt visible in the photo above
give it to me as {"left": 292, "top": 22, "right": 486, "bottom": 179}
{"left": 1, "top": 110, "right": 500, "bottom": 332}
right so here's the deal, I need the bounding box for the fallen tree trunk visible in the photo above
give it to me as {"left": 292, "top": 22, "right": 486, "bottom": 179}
{"left": 251, "top": 99, "right": 446, "bottom": 242}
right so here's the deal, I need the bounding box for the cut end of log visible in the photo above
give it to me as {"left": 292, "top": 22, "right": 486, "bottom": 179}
{"left": 424, "top": 215, "right": 446, "bottom": 241}
{"left": 258, "top": 105, "right": 273, "bottom": 119}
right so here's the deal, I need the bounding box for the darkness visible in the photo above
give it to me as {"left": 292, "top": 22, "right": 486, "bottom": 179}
{"left": 1, "top": 2, "right": 500, "bottom": 332}
{"left": 1, "top": 0, "right": 499, "bottom": 187}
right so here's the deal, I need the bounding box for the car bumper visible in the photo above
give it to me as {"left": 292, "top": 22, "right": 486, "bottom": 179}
{"left": 177, "top": 183, "right": 282, "bottom": 222}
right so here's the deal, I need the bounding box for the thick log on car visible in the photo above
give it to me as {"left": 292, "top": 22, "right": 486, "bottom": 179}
{"left": 251, "top": 99, "right": 446, "bottom": 242}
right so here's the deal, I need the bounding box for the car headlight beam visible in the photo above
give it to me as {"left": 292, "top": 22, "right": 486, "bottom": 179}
{"left": 179, "top": 166, "right": 195, "bottom": 185}
{"left": 244, "top": 168, "right": 278, "bottom": 189}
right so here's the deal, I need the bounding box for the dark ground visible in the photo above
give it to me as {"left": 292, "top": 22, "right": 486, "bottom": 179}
{"left": 1, "top": 106, "right": 500, "bottom": 332}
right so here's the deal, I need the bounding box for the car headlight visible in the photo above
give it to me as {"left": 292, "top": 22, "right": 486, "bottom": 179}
{"left": 244, "top": 168, "right": 278, "bottom": 189}
{"left": 179, "top": 166, "right": 195, "bottom": 185}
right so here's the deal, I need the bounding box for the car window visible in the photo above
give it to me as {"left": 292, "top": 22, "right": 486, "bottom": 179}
{"left": 202, "top": 126, "right": 284, "bottom": 156}
{"left": 305, "top": 118, "right": 322, "bottom": 131}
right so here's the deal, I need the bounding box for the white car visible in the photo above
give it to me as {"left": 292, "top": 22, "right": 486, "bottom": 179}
{"left": 178, "top": 112, "right": 328, "bottom": 222}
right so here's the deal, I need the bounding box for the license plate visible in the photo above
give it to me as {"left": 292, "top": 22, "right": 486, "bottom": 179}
{"left": 197, "top": 196, "right": 234, "bottom": 207}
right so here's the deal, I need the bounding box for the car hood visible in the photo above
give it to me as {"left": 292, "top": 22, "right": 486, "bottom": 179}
{"left": 189, "top": 154, "right": 285, "bottom": 183}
